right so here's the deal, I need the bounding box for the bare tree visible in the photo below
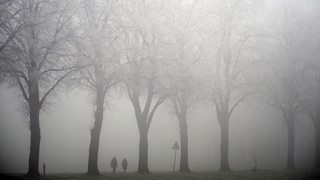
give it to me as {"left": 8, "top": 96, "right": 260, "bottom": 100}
{"left": 303, "top": 18, "right": 320, "bottom": 169}
{"left": 302, "top": 0, "right": 320, "bottom": 169}
{"left": 73, "top": 0, "right": 122, "bottom": 175}
{"left": 262, "top": 67, "right": 304, "bottom": 170}
{"left": 259, "top": 5, "right": 312, "bottom": 169}
{"left": 200, "top": 0, "right": 261, "bottom": 171}
{"left": 161, "top": 0, "right": 204, "bottom": 172}
{"left": 305, "top": 70, "right": 320, "bottom": 169}
{"left": 0, "top": 0, "right": 78, "bottom": 176}
{"left": 123, "top": 31, "right": 168, "bottom": 173}
{"left": 167, "top": 71, "right": 203, "bottom": 173}
{"left": 121, "top": 2, "right": 169, "bottom": 173}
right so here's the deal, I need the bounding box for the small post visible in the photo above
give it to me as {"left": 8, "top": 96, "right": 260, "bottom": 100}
{"left": 172, "top": 141, "right": 179, "bottom": 172}
{"left": 43, "top": 163, "right": 46, "bottom": 176}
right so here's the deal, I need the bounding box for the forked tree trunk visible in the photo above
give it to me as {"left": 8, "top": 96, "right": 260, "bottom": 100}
{"left": 130, "top": 86, "right": 165, "bottom": 174}
{"left": 178, "top": 113, "right": 190, "bottom": 173}
{"left": 87, "top": 84, "right": 105, "bottom": 175}
{"left": 218, "top": 112, "right": 231, "bottom": 171}
{"left": 286, "top": 119, "right": 295, "bottom": 169}
{"left": 27, "top": 81, "right": 41, "bottom": 176}
{"left": 138, "top": 129, "right": 149, "bottom": 174}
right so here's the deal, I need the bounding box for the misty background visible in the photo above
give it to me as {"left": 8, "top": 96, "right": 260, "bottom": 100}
{"left": 0, "top": 87, "right": 314, "bottom": 173}
{"left": 0, "top": 0, "right": 319, "bottom": 174}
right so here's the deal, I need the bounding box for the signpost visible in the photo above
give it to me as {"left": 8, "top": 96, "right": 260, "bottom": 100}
{"left": 172, "top": 141, "right": 179, "bottom": 172}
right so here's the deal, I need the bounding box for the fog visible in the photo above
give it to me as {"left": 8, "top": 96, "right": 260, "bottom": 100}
{"left": 0, "top": 0, "right": 319, "bottom": 175}
{"left": 0, "top": 89, "right": 315, "bottom": 173}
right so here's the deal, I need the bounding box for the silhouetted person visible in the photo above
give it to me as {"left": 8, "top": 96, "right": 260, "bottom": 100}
{"left": 122, "top": 158, "right": 128, "bottom": 173}
{"left": 251, "top": 158, "right": 258, "bottom": 171}
{"left": 110, "top": 156, "right": 118, "bottom": 173}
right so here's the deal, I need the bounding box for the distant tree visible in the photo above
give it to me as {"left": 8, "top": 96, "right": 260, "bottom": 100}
{"left": 302, "top": 12, "right": 320, "bottom": 169}
{"left": 261, "top": 65, "right": 304, "bottom": 170}
{"left": 168, "top": 74, "right": 201, "bottom": 173}
{"left": 121, "top": 1, "right": 168, "bottom": 173}
{"left": 305, "top": 67, "right": 320, "bottom": 169}
{"left": 200, "top": 0, "right": 261, "bottom": 171}
{"left": 162, "top": 0, "right": 204, "bottom": 172}
{"left": 123, "top": 33, "right": 168, "bottom": 173}
{"left": 0, "top": 0, "right": 78, "bottom": 176}
{"left": 73, "top": 0, "right": 122, "bottom": 175}
{"left": 259, "top": 5, "right": 312, "bottom": 169}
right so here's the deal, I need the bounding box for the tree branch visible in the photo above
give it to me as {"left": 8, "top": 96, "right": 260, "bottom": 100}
{"left": 39, "top": 69, "right": 76, "bottom": 107}
{"left": 228, "top": 91, "right": 252, "bottom": 119}
{"left": 142, "top": 82, "right": 154, "bottom": 118}
{"left": 40, "top": 65, "right": 88, "bottom": 76}
{"left": 309, "top": 110, "right": 317, "bottom": 128}
{"left": 15, "top": 75, "right": 29, "bottom": 102}
{"left": 0, "top": 23, "right": 23, "bottom": 52}
{"left": 147, "top": 95, "right": 168, "bottom": 130}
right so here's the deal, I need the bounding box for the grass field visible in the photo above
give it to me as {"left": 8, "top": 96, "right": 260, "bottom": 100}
{"left": 2, "top": 170, "right": 320, "bottom": 180}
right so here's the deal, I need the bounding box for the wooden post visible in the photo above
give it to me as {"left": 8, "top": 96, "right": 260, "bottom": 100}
{"left": 43, "top": 163, "right": 46, "bottom": 176}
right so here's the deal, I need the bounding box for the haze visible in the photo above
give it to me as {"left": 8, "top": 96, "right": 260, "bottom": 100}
{"left": 0, "top": 0, "right": 319, "bottom": 175}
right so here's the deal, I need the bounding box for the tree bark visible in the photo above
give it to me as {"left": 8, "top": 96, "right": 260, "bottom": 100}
{"left": 218, "top": 113, "right": 231, "bottom": 171}
{"left": 138, "top": 129, "right": 149, "bottom": 174}
{"left": 87, "top": 84, "right": 105, "bottom": 175}
{"left": 286, "top": 119, "right": 295, "bottom": 169}
{"left": 27, "top": 81, "right": 41, "bottom": 176}
{"left": 178, "top": 113, "right": 191, "bottom": 173}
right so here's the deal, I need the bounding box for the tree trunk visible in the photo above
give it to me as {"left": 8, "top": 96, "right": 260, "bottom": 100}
{"left": 138, "top": 129, "right": 149, "bottom": 174}
{"left": 315, "top": 123, "right": 320, "bottom": 169}
{"left": 87, "top": 85, "right": 105, "bottom": 175}
{"left": 179, "top": 113, "right": 190, "bottom": 173}
{"left": 27, "top": 81, "right": 41, "bottom": 176}
{"left": 218, "top": 113, "right": 231, "bottom": 171}
{"left": 286, "top": 120, "right": 295, "bottom": 169}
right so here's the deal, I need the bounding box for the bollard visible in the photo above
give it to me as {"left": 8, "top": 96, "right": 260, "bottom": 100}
{"left": 43, "top": 163, "right": 46, "bottom": 176}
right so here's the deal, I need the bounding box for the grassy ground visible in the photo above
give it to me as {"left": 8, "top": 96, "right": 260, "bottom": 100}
{"left": 2, "top": 170, "right": 320, "bottom": 180}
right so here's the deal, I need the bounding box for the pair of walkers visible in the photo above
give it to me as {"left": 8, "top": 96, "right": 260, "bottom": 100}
{"left": 110, "top": 156, "right": 128, "bottom": 173}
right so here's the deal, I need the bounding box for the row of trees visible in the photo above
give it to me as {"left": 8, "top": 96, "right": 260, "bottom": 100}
{"left": 1, "top": 0, "right": 320, "bottom": 176}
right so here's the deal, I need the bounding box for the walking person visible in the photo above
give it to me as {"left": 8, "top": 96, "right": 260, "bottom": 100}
{"left": 122, "top": 158, "right": 128, "bottom": 173}
{"left": 110, "top": 156, "right": 118, "bottom": 173}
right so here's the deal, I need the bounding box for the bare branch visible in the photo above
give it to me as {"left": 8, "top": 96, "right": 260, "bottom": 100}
{"left": 228, "top": 91, "right": 253, "bottom": 119}
{"left": 147, "top": 94, "right": 168, "bottom": 130}
{"left": 40, "top": 65, "right": 89, "bottom": 76}
{"left": 15, "top": 75, "right": 29, "bottom": 102}
{"left": 0, "top": 23, "right": 23, "bottom": 52}
{"left": 39, "top": 69, "right": 77, "bottom": 107}
{"left": 142, "top": 82, "right": 154, "bottom": 118}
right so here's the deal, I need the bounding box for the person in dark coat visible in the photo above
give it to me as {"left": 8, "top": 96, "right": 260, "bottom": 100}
{"left": 122, "top": 158, "right": 128, "bottom": 173}
{"left": 110, "top": 156, "right": 118, "bottom": 173}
